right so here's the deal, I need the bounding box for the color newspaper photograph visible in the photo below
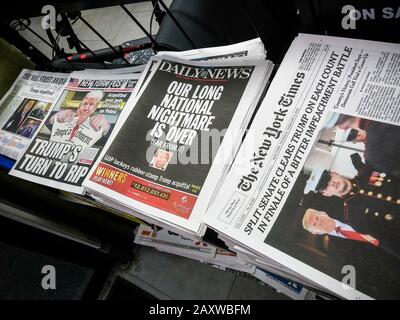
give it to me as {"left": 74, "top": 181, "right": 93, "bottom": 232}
{"left": 41, "top": 89, "right": 113, "bottom": 156}
{"left": 265, "top": 112, "right": 400, "bottom": 299}
{"left": 2, "top": 99, "right": 37, "bottom": 134}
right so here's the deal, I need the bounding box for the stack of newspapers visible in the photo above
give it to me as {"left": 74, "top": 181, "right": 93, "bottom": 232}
{"left": 0, "top": 70, "right": 69, "bottom": 160}
{"left": 7, "top": 65, "right": 145, "bottom": 193}
{"left": 81, "top": 39, "right": 274, "bottom": 237}
{"left": 3, "top": 34, "right": 400, "bottom": 299}
{"left": 7, "top": 39, "right": 272, "bottom": 238}
{"left": 204, "top": 34, "right": 400, "bottom": 300}
{"left": 134, "top": 224, "right": 256, "bottom": 274}
{"left": 134, "top": 224, "right": 319, "bottom": 300}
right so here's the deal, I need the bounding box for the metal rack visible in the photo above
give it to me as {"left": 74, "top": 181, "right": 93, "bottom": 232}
{"left": 0, "top": 0, "right": 199, "bottom": 71}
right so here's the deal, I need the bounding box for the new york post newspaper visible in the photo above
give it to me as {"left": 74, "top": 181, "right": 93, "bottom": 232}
{"left": 10, "top": 71, "right": 140, "bottom": 194}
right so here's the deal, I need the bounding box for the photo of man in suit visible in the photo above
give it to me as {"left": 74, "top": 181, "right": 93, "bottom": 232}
{"left": 2, "top": 99, "right": 36, "bottom": 133}
{"left": 150, "top": 149, "right": 173, "bottom": 171}
{"left": 30, "top": 102, "right": 49, "bottom": 120}
{"left": 303, "top": 151, "right": 400, "bottom": 259}
{"left": 302, "top": 205, "right": 400, "bottom": 259}
{"left": 16, "top": 118, "right": 40, "bottom": 139}
{"left": 331, "top": 114, "right": 400, "bottom": 178}
{"left": 46, "top": 90, "right": 110, "bottom": 141}
{"left": 304, "top": 153, "right": 400, "bottom": 219}
{"left": 303, "top": 208, "right": 379, "bottom": 246}
{"left": 265, "top": 113, "right": 400, "bottom": 298}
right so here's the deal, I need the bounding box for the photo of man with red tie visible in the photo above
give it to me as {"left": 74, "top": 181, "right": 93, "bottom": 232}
{"left": 303, "top": 162, "right": 400, "bottom": 259}
{"left": 46, "top": 90, "right": 110, "bottom": 141}
{"left": 264, "top": 113, "right": 400, "bottom": 298}
{"left": 301, "top": 208, "right": 399, "bottom": 254}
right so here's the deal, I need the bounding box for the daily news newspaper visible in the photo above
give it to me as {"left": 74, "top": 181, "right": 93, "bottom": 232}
{"left": 84, "top": 55, "right": 272, "bottom": 235}
{"left": 205, "top": 34, "right": 400, "bottom": 299}
{"left": 10, "top": 71, "right": 141, "bottom": 194}
{"left": 0, "top": 70, "right": 68, "bottom": 160}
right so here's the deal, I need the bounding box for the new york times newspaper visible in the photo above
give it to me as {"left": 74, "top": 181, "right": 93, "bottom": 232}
{"left": 10, "top": 71, "right": 140, "bottom": 194}
{"left": 84, "top": 55, "right": 271, "bottom": 235}
{"left": 205, "top": 34, "right": 400, "bottom": 299}
{"left": 0, "top": 70, "right": 68, "bottom": 160}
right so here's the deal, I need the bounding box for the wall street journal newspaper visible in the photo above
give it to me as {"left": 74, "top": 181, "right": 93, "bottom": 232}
{"left": 10, "top": 71, "right": 141, "bottom": 194}
{"left": 204, "top": 34, "right": 400, "bottom": 299}
{"left": 0, "top": 70, "right": 69, "bottom": 160}
{"left": 84, "top": 54, "right": 273, "bottom": 236}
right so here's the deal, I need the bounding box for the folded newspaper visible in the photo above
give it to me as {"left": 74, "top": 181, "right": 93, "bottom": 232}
{"left": 134, "top": 224, "right": 318, "bottom": 300}
{"left": 204, "top": 34, "right": 400, "bottom": 299}
{"left": 10, "top": 71, "right": 141, "bottom": 194}
{"left": 64, "top": 38, "right": 269, "bottom": 229}
{"left": 157, "top": 38, "right": 267, "bottom": 61}
{"left": 83, "top": 46, "right": 273, "bottom": 237}
{"left": 0, "top": 70, "right": 69, "bottom": 160}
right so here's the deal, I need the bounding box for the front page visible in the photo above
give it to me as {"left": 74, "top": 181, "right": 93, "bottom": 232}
{"left": 205, "top": 34, "right": 400, "bottom": 299}
{"left": 10, "top": 71, "right": 141, "bottom": 194}
{"left": 0, "top": 70, "right": 69, "bottom": 160}
{"left": 135, "top": 38, "right": 267, "bottom": 100}
{"left": 84, "top": 55, "right": 271, "bottom": 234}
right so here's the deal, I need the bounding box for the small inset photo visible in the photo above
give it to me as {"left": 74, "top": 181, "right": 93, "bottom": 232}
{"left": 149, "top": 148, "right": 173, "bottom": 171}
{"left": 30, "top": 101, "right": 51, "bottom": 120}
{"left": 2, "top": 98, "right": 37, "bottom": 134}
{"left": 16, "top": 117, "right": 41, "bottom": 138}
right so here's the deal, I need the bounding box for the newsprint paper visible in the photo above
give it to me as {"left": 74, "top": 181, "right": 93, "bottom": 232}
{"left": 134, "top": 224, "right": 313, "bottom": 299}
{"left": 0, "top": 70, "right": 68, "bottom": 160}
{"left": 10, "top": 71, "right": 141, "bottom": 194}
{"left": 134, "top": 224, "right": 256, "bottom": 273}
{"left": 157, "top": 38, "right": 266, "bottom": 62}
{"left": 135, "top": 38, "right": 266, "bottom": 102}
{"left": 84, "top": 55, "right": 272, "bottom": 236}
{"left": 204, "top": 34, "right": 400, "bottom": 299}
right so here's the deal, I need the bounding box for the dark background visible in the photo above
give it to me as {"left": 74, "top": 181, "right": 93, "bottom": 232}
{"left": 265, "top": 172, "right": 400, "bottom": 299}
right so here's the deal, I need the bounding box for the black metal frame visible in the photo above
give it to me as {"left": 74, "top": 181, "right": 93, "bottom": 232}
{"left": 0, "top": 0, "right": 202, "bottom": 71}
